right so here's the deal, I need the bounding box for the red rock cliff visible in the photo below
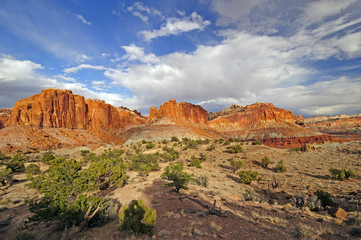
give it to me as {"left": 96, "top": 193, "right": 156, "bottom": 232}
{"left": 209, "top": 102, "right": 296, "bottom": 130}
{"left": 149, "top": 99, "right": 208, "bottom": 124}
{"left": 8, "top": 89, "right": 145, "bottom": 129}
{"left": 0, "top": 108, "right": 11, "bottom": 129}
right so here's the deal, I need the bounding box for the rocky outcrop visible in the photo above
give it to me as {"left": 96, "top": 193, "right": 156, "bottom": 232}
{"left": 149, "top": 99, "right": 208, "bottom": 124}
{"left": 208, "top": 104, "right": 244, "bottom": 120}
{"left": 7, "top": 89, "right": 146, "bottom": 130}
{"left": 0, "top": 108, "right": 11, "bottom": 129}
{"left": 262, "top": 135, "right": 348, "bottom": 148}
{"left": 305, "top": 114, "right": 361, "bottom": 139}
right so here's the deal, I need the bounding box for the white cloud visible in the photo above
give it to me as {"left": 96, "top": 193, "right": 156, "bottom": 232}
{"left": 211, "top": 0, "right": 263, "bottom": 25}
{"left": 126, "top": 2, "right": 162, "bottom": 23}
{"left": 120, "top": 44, "right": 160, "bottom": 64}
{"left": 303, "top": 0, "right": 357, "bottom": 23}
{"left": 53, "top": 74, "right": 76, "bottom": 82}
{"left": 75, "top": 14, "right": 91, "bottom": 25}
{"left": 140, "top": 12, "right": 211, "bottom": 42}
{"left": 63, "top": 64, "right": 108, "bottom": 74}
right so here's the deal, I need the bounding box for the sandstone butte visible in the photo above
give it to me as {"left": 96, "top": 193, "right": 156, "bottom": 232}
{"left": 7, "top": 89, "right": 146, "bottom": 129}
{"left": 208, "top": 102, "right": 299, "bottom": 130}
{"left": 0, "top": 108, "right": 11, "bottom": 129}
{"left": 149, "top": 99, "right": 208, "bottom": 124}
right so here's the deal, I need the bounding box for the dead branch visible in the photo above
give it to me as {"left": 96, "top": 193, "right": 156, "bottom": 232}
{"left": 61, "top": 202, "right": 102, "bottom": 240}
{"left": 179, "top": 195, "right": 226, "bottom": 217}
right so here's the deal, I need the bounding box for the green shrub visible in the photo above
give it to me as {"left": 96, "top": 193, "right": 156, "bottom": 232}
{"left": 82, "top": 157, "right": 128, "bottom": 190}
{"left": 227, "top": 144, "right": 244, "bottom": 153}
{"left": 314, "top": 190, "right": 333, "bottom": 208}
{"left": 27, "top": 159, "right": 108, "bottom": 228}
{"left": 229, "top": 159, "right": 243, "bottom": 173}
{"left": 275, "top": 160, "right": 287, "bottom": 172}
{"left": 118, "top": 199, "right": 156, "bottom": 236}
{"left": 329, "top": 168, "right": 358, "bottom": 180}
{"left": 261, "top": 156, "right": 271, "bottom": 168}
{"left": 159, "top": 147, "right": 180, "bottom": 162}
{"left": 0, "top": 168, "right": 12, "bottom": 186}
{"left": 80, "top": 150, "right": 90, "bottom": 156}
{"left": 292, "top": 195, "right": 322, "bottom": 211}
{"left": 26, "top": 164, "right": 40, "bottom": 176}
{"left": 223, "top": 140, "right": 231, "bottom": 146}
{"left": 171, "top": 136, "right": 179, "bottom": 142}
{"left": 198, "top": 153, "right": 207, "bottom": 161}
{"left": 242, "top": 189, "right": 260, "bottom": 202}
{"left": 161, "top": 163, "right": 193, "bottom": 192}
{"left": 252, "top": 139, "right": 262, "bottom": 145}
{"left": 145, "top": 142, "right": 155, "bottom": 149}
{"left": 189, "top": 157, "right": 202, "bottom": 168}
{"left": 238, "top": 170, "right": 262, "bottom": 184}
{"left": 128, "top": 154, "right": 160, "bottom": 176}
{"left": 0, "top": 152, "right": 11, "bottom": 164}
{"left": 4, "top": 153, "right": 25, "bottom": 172}
{"left": 41, "top": 152, "right": 55, "bottom": 164}
{"left": 218, "top": 138, "right": 224, "bottom": 144}
{"left": 206, "top": 144, "right": 215, "bottom": 151}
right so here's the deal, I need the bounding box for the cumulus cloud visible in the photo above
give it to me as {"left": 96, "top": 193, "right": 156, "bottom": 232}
{"left": 140, "top": 12, "right": 211, "bottom": 42}
{"left": 64, "top": 64, "right": 108, "bottom": 74}
{"left": 105, "top": 33, "right": 310, "bottom": 111}
{"left": 75, "top": 14, "right": 91, "bottom": 25}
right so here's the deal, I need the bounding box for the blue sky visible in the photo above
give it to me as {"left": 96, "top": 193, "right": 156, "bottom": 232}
{"left": 0, "top": 0, "right": 360, "bottom": 116}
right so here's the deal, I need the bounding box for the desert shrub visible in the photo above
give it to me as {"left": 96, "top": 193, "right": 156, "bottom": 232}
{"left": 90, "top": 199, "right": 119, "bottom": 227}
{"left": 82, "top": 157, "right": 128, "bottom": 190}
{"left": 0, "top": 168, "right": 12, "bottom": 186}
{"left": 41, "top": 152, "right": 55, "bottom": 164}
{"left": 223, "top": 140, "right": 231, "bottom": 146}
{"left": 171, "top": 136, "right": 179, "bottom": 142}
{"left": 146, "top": 142, "right": 155, "bottom": 149}
{"left": 229, "top": 159, "right": 243, "bottom": 173}
{"left": 25, "top": 164, "right": 40, "bottom": 176}
{"left": 292, "top": 195, "right": 322, "bottom": 211}
{"left": 238, "top": 170, "right": 262, "bottom": 184}
{"left": 314, "top": 190, "right": 333, "bottom": 208}
{"left": 241, "top": 189, "right": 261, "bottom": 202}
{"left": 275, "top": 160, "right": 287, "bottom": 172}
{"left": 198, "top": 153, "right": 207, "bottom": 161}
{"left": 228, "top": 144, "right": 244, "bottom": 153}
{"left": 329, "top": 168, "right": 358, "bottom": 180}
{"left": 27, "top": 159, "right": 107, "bottom": 228}
{"left": 252, "top": 139, "right": 262, "bottom": 145}
{"left": 118, "top": 199, "right": 156, "bottom": 236}
{"left": 80, "top": 150, "right": 90, "bottom": 156}
{"left": 159, "top": 147, "right": 180, "bottom": 162}
{"left": 204, "top": 139, "right": 210, "bottom": 144}
{"left": 161, "top": 163, "right": 193, "bottom": 192}
{"left": 195, "top": 175, "right": 209, "bottom": 187}
{"left": 0, "top": 152, "right": 11, "bottom": 164}
{"left": 261, "top": 156, "right": 271, "bottom": 168}
{"left": 189, "top": 157, "right": 202, "bottom": 168}
{"left": 206, "top": 144, "right": 215, "bottom": 151}
{"left": 218, "top": 138, "right": 224, "bottom": 144}
{"left": 128, "top": 154, "right": 160, "bottom": 176}
{"left": 4, "top": 153, "right": 25, "bottom": 172}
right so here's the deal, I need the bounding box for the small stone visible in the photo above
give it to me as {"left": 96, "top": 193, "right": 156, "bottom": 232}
{"left": 328, "top": 207, "right": 347, "bottom": 220}
{"left": 158, "top": 229, "right": 170, "bottom": 237}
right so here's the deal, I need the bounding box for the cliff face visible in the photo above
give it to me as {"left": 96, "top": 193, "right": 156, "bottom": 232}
{"left": 0, "top": 108, "right": 11, "bottom": 129}
{"left": 149, "top": 99, "right": 208, "bottom": 124}
{"left": 8, "top": 89, "right": 145, "bottom": 129}
{"left": 209, "top": 103, "right": 296, "bottom": 130}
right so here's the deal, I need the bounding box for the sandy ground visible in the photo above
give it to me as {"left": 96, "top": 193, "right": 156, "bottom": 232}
{"left": 1, "top": 140, "right": 361, "bottom": 239}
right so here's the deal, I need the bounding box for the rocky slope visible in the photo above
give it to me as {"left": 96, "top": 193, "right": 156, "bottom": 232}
{"left": 305, "top": 114, "right": 361, "bottom": 139}
{"left": 208, "top": 102, "right": 317, "bottom": 140}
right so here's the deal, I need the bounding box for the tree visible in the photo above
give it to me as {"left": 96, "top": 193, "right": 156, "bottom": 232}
{"left": 161, "top": 163, "right": 193, "bottom": 192}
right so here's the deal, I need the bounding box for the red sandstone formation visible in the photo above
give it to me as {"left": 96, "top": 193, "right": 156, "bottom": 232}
{"left": 262, "top": 135, "right": 348, "bottom": 149}
{"left": 0, "top": 108, "right": 11, "bottom": 129}
{"left": 8, "top": 89, "right": 146, "bottom": 130}
{"left": 305, "top": 114, "right": 361, "bottom": 139}
{"left": 149, "top": 99, "right": 208, "bottom": 124}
